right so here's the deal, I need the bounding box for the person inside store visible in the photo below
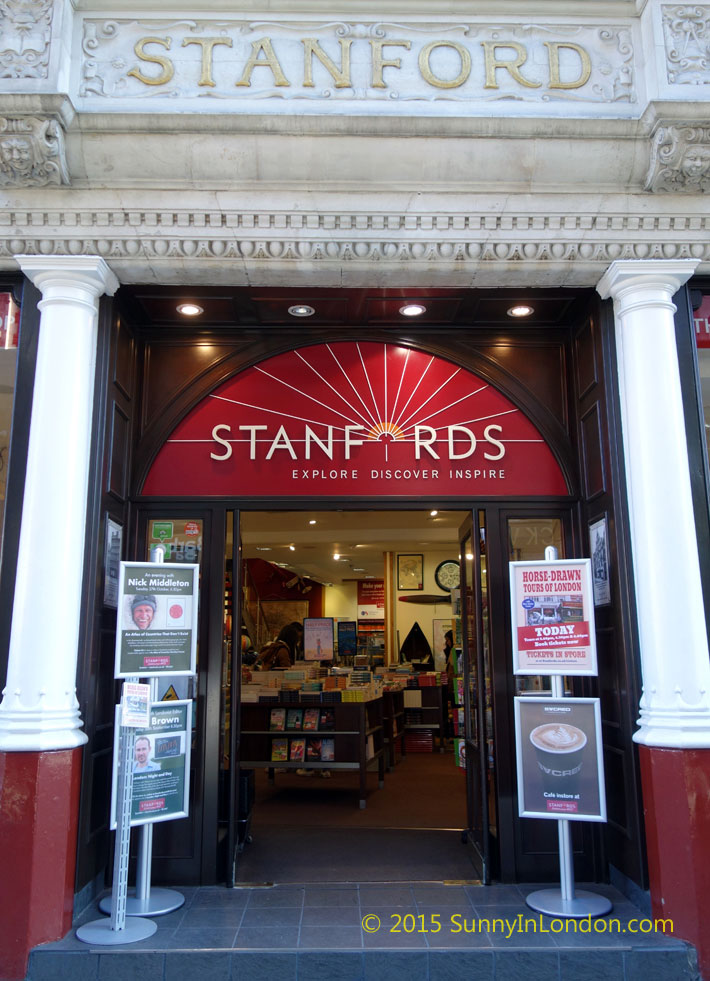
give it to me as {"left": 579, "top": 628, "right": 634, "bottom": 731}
{"left": 255, "top": 621, "right": 304, "bottom": 670}
{"left": 444, "top": 629, "right": 456, "bottom": 738}
{"left": 133, "top": 736, "right": 161, "bottom": 772}
{"left": 131, "top": 594, "right": 157, "bottom": 631}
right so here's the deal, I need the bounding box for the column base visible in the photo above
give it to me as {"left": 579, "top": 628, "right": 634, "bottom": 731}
{"left": 0, "top": 747, "right": 83, "bottom": 980}
{"left": 639, "top": 745, "right": 710, "bottom": 976}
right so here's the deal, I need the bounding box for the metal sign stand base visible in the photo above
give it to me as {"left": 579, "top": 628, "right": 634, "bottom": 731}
{"left": 99, "top": 886, "right": 185, "bottom": 917}
{"left": 526, "top": 888, "right": 612, "bottom": 919}
{"left": 76, "top": 916, "right": 157, "bottom": 945}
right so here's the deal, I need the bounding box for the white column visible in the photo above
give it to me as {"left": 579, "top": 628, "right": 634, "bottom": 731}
{"left": 0, "top": 256, "right": 119, "bottom": 751}
{"left": 597, "top": 259, "right": 710, "bottom": 748}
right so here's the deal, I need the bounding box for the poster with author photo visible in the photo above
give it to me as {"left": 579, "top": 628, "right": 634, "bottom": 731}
{"left": 115, "top": 561, "right": 199, "bottom": 677}
{"left": 110, "top": 701, "right": 192, "bottom": 828}
{"left": 514, "top": 696, "right": 606, "bottom": 823}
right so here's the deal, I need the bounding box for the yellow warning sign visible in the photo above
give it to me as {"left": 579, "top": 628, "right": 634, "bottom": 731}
{"left": 162, "top": 685, "right": 179, "bottom": 701}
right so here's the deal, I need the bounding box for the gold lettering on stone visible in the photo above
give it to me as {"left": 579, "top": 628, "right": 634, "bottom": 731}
{"left": 370, "top": 39, "right": 411, "bottom": 89}
{"left": 128, "top": 37, "right": 175, "bottom": 86}
{"left": 544, "top": 42, "right": 592, "bottom": 89}
{"left": 418, "top": 41, "right": 471, "bottom": 89}
{"left": 481, "top": 41, "right": 541, "bottom": 89}
{"left": 235, "top": 37, "right": 290, "bottom": 87}
{"left": 181, "top": 36, "right": 233, "bottom": 87}
{"left": 302, "top": 38, "right": 353, "bottom": 88}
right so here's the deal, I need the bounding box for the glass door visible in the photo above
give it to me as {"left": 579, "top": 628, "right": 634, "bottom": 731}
{"left": 223, "top": 510, "right": 244, "bottom": 886}
{"left": 458, "top": 509, "right": 496, "bottom": 883}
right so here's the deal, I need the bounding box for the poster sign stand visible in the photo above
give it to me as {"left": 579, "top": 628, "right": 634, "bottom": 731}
{"left": 80, "top": 544, "right": 197, "bottom": 943}
{"left": 511, "top": 546, "right": 611, "bottom": 919}
{"left": 76, "top": 682, "right": 157, "bottom": 945}
{"left": 100, "top": 545, "right": 189, "bottom": 918}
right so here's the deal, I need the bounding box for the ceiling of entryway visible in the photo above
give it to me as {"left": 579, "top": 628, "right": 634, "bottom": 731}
{"left": 239, "top": 509, "right": 466, "bottom": 586}
{"left": 118, "top": 285, "right": 592, "bottom": 328}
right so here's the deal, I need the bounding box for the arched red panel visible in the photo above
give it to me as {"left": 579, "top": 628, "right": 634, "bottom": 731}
{"left": 142, "top": 341, "right": 568, "bottom": 497}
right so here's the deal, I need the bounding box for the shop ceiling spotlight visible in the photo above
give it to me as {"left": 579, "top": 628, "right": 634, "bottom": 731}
{"left": 288, "top": 304, "right": 315, "bottom": 317}
{"left": 176, "top": 302, "right": 204, "bottom": 316}
{"left": 507, "top": 304, "right": 535, "bottom": 318}
{"left": 399, "top": 303, "right": 427, "bottom": 317}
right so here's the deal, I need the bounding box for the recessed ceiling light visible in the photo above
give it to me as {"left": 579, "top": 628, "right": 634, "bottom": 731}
{"left": 333, "top": 552, "right": 340, "bottom": 561}
{"left": 289, "top": 545, "right": 295, "bottom": 551}
{"left": 399, "top": 303, "right": 427, "bottom": 317}
{"left": 176, "top": 303, "right": 204, "bottom": 316}
{"left": 507, "top": 304, "right": 535, "bottom": 318}
{"left": 288, "top": 304, "right": 315, "bottom": 318}
{"left": 309, "top": 519, "right": 317, "bottom": 525}
{"left": 353, "top": 568, "right": 366, "bottom": 572}
{"left": 430, "top": 509, "right": 438, "bottom": 517}
{"left": 255, "top": 546, "right": 272, "bottom": 551}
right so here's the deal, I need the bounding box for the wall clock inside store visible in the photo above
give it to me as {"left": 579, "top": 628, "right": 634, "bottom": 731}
{"left": 435, "top": 559, "right": 460, "bottom": 592}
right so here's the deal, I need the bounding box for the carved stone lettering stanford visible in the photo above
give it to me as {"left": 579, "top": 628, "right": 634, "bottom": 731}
{"left": 78, "top": 18, "right": 636, "bottom": 112}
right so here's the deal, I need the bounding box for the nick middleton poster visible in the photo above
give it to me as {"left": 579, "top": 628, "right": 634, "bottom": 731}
{"left": 509, "top": 559, "right": 597, "bottom": 676}
{"left": 115, "top": 561, "right": 199, "bottom": 677}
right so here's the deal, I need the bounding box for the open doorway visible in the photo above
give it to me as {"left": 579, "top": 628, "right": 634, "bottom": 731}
{"left": 223, "top": 508, "right": 478, "bottom": 884}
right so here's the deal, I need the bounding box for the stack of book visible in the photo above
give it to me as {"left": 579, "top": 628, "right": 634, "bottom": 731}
{"left": 404, "top": 728, "right": 434, "bottom": 753}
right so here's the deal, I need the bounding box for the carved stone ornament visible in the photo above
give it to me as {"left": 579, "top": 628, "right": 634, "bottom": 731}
{"left": 646, "top": 125, "right": 710, "bottom": 192}
{"left": 0, "top": 0, "right": 53, "bottom": 79}
{"left": 662, "top": 4, "right": 710, "bottom": 84}
{"left": 0, "top": 116, "right": 70, "bottom": 187}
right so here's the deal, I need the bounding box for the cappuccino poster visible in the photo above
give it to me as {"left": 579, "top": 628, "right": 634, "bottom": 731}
{"left": 509, "top": 559, "right": 597, "bottom": 675}
{"left": 115, "top": 561, "right": 199, "bottom": 678}
{"left": 514, "top": 697, "right": 606, "bottom": 822}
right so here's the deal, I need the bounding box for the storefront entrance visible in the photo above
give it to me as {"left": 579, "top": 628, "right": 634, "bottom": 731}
{"left": 132, "top": 503, "right": 600, "bottom": 888}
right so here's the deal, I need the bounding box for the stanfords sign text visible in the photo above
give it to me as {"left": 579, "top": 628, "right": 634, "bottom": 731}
{"left": 142, "top": 342, "right": 568, "bottom": 498}
{"left": 78, "top": 19, "right": 635, "bottom": 113}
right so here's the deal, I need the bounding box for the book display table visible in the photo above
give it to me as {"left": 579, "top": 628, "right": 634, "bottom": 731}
{"left": 382, "top": 688, "right": 405, "bottom": 770}
{"left": 240, "top": 697, "right": 385, "bottom": 808}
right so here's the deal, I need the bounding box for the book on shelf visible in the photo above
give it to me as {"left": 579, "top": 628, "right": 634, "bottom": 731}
{"left": 286, "top": 708, "right": 303, "bottom": 730}
{"left": 320, "top": 737, "right": 335, "bottom": 762}
{"left": 303, "top": 708, "right": 320, "bottom": 731}
{"left": 319, "top": 708, "right": 335, "bottom": 730}
{"left": 289, "top": 738, "right": 305, "bottom": 762}
{"left": 271, "top": 738, "right": 288, "bottom": 762}
{"left": 306, "top": 737, "right": 323, "bottom": 761}
{"left": 269, "top": 708, "right": 286, "bottom": 731}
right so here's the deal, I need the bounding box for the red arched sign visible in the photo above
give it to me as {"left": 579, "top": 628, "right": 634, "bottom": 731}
{"left": 142, "top": 342, "right": 568, "bottom": 497}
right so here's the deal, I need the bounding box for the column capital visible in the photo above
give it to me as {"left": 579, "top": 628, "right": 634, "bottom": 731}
{"left": 597, "top": 259, "right": 698, "bottom": 307}
{"left": 15, "top": 255, "right": 119, "bottom": 302}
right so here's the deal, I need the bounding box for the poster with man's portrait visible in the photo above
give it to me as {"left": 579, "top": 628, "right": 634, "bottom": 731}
{"left": 115, "top": 561, "right": 199, "bottom": 677}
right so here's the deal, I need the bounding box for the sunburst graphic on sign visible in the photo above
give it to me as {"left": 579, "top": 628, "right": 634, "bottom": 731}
{"left": 143, "top": 341, "right": 568, "bottom": 497}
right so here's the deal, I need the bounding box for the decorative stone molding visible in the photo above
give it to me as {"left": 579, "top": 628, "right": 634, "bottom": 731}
{"left": 646, "top": 124, "right": 710, "bottom": 192}
{"left": 0, "top": 116, "right": 70, "bottom": 187}
{"left": 0, "top": 236, "right": 707, "bottom": 266}
{"left": 0, "top": 0, "right": 53, "bottom": 79}
{"left": 662, "top": 4, "right": 710, "bottom": 84}
{"left": 1, "top": 205, "right": 709, "bottom": 284}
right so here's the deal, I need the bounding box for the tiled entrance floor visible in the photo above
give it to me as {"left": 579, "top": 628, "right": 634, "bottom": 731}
{"left": 26, "top": 881, "right": 698, "bottom": 981}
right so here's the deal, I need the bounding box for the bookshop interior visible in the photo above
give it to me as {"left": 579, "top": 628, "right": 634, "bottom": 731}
{"left": 209, "top": 506, "right": 563, "bottom": 885}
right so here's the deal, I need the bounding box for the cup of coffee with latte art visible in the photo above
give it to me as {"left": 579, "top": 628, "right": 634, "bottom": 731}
{"left": 530, "top": 723, "right": 587, "bottom": 795}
